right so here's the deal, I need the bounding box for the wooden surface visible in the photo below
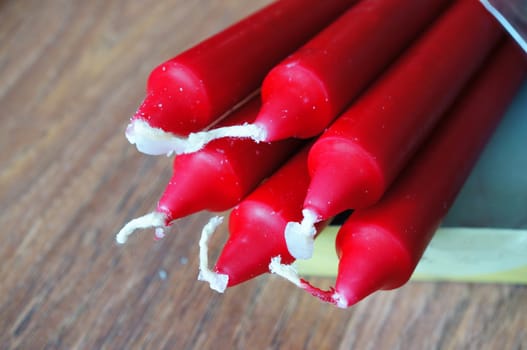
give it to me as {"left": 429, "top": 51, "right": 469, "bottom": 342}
{"left": 1, "top": 0, "right": 526, "bottom": 349}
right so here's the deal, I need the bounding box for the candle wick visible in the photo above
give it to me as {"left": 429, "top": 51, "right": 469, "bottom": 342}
{"left": 182, "top": 123, "right": 267, "bottom": 154}
{"left": 284, "top": 208, "right": 320, "bottom": 259}
{"left": 197, "top": 216, "right": 229, "bottom": 293}
{"left": 270, "top": 256, "right": 346, "bottom": 308}
{"left": 127, "top": 118, "right": 268, "bottom": 156}
{"left": 268, "top": 256, "right": 302, "bottom": 287}
{"left": 125, "top": 119, "right": 188, "bottom": 156}
{"left": 115, "top": 211, "right": 167, "bottom": 244}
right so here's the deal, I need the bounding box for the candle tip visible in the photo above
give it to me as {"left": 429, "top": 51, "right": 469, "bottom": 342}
{"left": 332, "top": 292, "right": 349, "bottom": 309}
{"left": 198, "top": 216, "right": 229, "bottom": 293}
{"left": 269, "top": 256, "right": 302, "bottom": 287}
{"left": 284, "top": 209, "right": 319, "bottom": 259}
{"left": 115, "top": 211, "right": 167, "bottom": 244}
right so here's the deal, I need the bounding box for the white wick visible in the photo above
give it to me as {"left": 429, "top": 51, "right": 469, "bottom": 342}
{"left": 270, "top": 256, "right": 349, "bottom": 308}
{"left": 197, "top": 216, "right": 229, "bottom": 293}
{"left": 268, "top": 256, "right": 302, "bottom": 287}
{"left": 115, "top": 211, "right": 167, "bottom": 244}
{"left": 284, "top": 208, "right": 320, "bottom": 259}
{"left": 184, "top": 123, "right": 268, "bottom": 153}
{"left": 125, "top": 119, "right": 189, "bottom": 156}
{"left": 126, "top": 118, "right": 267, "bottom": 156}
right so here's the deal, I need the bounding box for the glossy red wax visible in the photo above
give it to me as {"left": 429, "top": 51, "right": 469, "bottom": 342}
{"left": 304, "top": 0, "right": 503, "bottom": 220}
{"left": 156, "top": 98, "right": 301, "bottom": 224}
{"left": 133, "top": 0, "right": 356, "bottom": 136}
{"left": 308, "top": 40, "right": 527, "bottom": 307}
{"left": 255, "top": 0, "right": 452, "bottom": 141}
{"left": 214, "top": 145, "right": 327, "bottom": 287}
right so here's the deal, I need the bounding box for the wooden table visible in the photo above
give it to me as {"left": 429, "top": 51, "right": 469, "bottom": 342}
{"left": 1, "top": 1, "right": 525, "bottom": 348}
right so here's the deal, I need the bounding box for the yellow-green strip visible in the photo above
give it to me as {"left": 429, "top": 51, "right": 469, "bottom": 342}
{"left": 294, "top": 226, "right": 527, "bottom": 284}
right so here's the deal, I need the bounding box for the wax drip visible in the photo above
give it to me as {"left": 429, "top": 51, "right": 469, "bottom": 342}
{"left": 115, "top": 211, "right": 167, "bottom": 244}
{"left": 197, "top": 216, "right": 229, "bottom": 293}
{"left": 284, "top": 208, "right": 320, "bottom": 259}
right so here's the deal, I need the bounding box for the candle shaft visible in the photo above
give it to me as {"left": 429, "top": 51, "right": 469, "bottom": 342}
{"left": 214, "top": 145, "right": 326, "bottom": 287}
{"left": 254, "top": 0, "right": 453, "bottom": 140}
{"left": 316, "top": 40, "right": 526, "bottom": 308}
{"left": 127, "top": 0, "right": 356, "bottom": 153}
{"left": 304, "top": 0, "right": 503, "bottom": 220}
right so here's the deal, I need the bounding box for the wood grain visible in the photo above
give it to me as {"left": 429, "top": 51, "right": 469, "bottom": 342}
{"left": 0, "top": 0, "right": 525, "bottom": 349}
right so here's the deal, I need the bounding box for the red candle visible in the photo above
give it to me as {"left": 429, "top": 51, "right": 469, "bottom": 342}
{"left": 285, "top": 0, "right": 504, "bottom": 259}
{"left": 298, "top": 40, "right": 527, "bottom": 307}
{"left": 203, "top": 145, "right": 326, "bottom": 289}
{"left": 175, "top": 0, "right": 452, "bottom": 149}
{"left": 253, "top": 0, "right": 452, "bottom": 141}
{"left": 126, "top": 0, "right": 356, "bottom": 155}
{"left": 116, "top": 98, "right": 301, "bottom": 244}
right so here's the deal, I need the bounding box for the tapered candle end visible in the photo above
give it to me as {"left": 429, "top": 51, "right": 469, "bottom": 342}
{"left": 273, "top": 223, "right": 415, "bottom": 308}
{"left": 135, "top": 62, "right": 212, "bottom": 138}
{"left": 214, "top": 201, "right": 295, "bottom": 287}
{"left": 197, "top": 216, "right": 229, "bottom": 293}
{"left": 284, "top": 208, "right": 320, "bottom": 259}
{"left": 258, "top": 63, "right": 333, "bottom": 141}
{"left": 306, "top": 137, "right": 385, "bottom": 216}
{"left": 157, "top": 151, "right": 242, "bottom": 221}
{"left": 115, "top": 211, "right": 168, "bottom": 244}
{"left": 334, "top": 222, "right": 414, "bottom": 306}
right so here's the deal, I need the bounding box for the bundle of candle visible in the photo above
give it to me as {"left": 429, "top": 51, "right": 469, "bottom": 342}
{"left": 116, "top": 0, "right": 527, "bottom": 308}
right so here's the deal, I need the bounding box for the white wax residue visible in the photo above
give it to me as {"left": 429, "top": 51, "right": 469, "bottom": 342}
{"left": 197, "top": 216, "right": 229, "bottom": 293}
{"left": 183, "top": 123, "right": 268, "bottom": 153}
{"left": 115, "top": 211, "right": 167, "bottom": 244}
{"left": 125, "top": 119, "right": 187, "bottom": 156}
{"left": 269, "top": 256, "right": 302, "bottom": 287}
{"left": 284, "top": 209, "right": 319, "bottom": 259}
{"left": 126, "top": 119, "right": 267, "bottom": 156}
